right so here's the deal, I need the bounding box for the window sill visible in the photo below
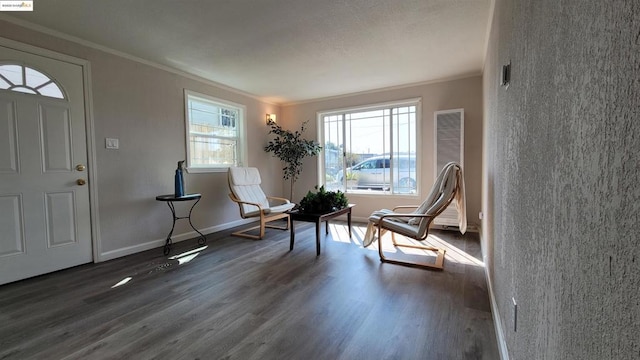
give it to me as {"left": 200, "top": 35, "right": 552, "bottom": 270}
{"left": 185, "top": 167, "right": 230, "bottom": 174}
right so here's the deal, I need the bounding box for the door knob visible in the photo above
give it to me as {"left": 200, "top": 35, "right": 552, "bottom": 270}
{"left": 76, "top": 179, "right": 86, "bottom": 186}
{"left": 76, "top": 164, "right": 86, "bottom": 171}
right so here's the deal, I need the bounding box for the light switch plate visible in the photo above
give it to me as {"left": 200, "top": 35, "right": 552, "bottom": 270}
{"left": 105, "top": 138, "right": 119, "bottom": 149}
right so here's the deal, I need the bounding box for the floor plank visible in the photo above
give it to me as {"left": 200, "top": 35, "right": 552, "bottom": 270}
{"left": 0, "top": 222, "right": 499, "bottom": 360}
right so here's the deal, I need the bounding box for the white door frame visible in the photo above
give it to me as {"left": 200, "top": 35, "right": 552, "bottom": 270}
{"left": 0, "top": 36, "right": 102, "bottom": 262}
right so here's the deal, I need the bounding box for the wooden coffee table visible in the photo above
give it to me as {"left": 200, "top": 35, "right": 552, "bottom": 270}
{"left": 287, "top": 204, "right": 355, "bottom": 255}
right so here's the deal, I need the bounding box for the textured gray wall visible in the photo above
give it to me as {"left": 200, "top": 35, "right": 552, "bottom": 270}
{"left": 483, "top": 0, "right": 639, "bottom": 359}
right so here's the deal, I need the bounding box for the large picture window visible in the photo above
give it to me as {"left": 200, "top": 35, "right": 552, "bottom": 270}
{"left": 320, "top": 99, "right": 420, "bottom": 195}
{"left": 184, "top": 90, "right": 246, "bottom": 172}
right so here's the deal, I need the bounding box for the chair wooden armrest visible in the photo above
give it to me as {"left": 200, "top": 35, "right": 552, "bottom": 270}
{"left": 229, "top": 193, "right": 265, "bottom": 214}
{"left": 378, "top": 212, "right": 436, "bottom": 241}
{"left": 267, "top": 196, "right": 291, "bottom": 204}
{"left": 392, "top": 205, "right": 420, "bottom": 212}
{"left": 379, "top": 212, "right": 432, "bottom": 221}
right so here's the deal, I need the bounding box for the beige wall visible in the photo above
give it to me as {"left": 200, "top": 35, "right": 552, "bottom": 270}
{"left": 281, "top": 76, "right": 483, "bottom": 226}
{"left": 0, "top": 19, "right": 483, "bottom": 261}
{"left": 0, "top": 20, "right": 283, "bottom": 259}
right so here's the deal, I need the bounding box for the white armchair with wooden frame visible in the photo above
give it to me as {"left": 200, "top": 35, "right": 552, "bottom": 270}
{"left": 228, "top": 167, "right": 295, "bottom": 240}
{"left": 366, "top": 162, "right": 466, "bottom": 270}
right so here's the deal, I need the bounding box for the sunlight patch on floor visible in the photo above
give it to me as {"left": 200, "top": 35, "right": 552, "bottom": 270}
{"left": 111, "top": 276, "right": 132, "bottom": 288}
{"left": 168, "top": 245, "right": 208, "bottom": 265}
{"left": 327, "top": 223, "right": 355, "bottom": 244}
{"left": 429, "top": 234, "right": 484, "bottom": 266}
{"left": 329, "top": 223, "right": 484, "bottom": 267}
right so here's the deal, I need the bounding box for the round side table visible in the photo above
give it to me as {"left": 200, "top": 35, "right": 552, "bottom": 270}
{"left": 155, "top": 193, "right": 207, "bottom": 255}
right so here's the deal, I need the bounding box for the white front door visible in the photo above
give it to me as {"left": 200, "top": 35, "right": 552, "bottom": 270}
{"left": 0, "top": 45, "right": 92, "bottom": 285}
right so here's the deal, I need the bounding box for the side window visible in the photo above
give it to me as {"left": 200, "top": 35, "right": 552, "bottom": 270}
{"left": 184, "top": 90, "right": 247, "bottom": 172}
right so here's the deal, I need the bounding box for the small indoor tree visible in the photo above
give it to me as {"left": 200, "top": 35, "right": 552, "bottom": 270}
{"left": 264, "top": 119, "right": 322, "bottom": 200}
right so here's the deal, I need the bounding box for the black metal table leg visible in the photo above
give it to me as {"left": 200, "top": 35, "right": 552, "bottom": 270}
{"left": 187, "top": 197, "right": 207, "bottom": 245}
{"left": 289, "top": 218, "right": 295, "bottom": 251}
{"left": 163, "top": 201, "right": 177, "bottom": 255}
{"left": 156, "top": 193, "right": 206, "bottom": 256}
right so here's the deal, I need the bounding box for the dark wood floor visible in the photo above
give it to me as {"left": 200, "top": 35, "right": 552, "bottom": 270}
{"left": 0, "top": 221, "right": 498, "bottom": 360}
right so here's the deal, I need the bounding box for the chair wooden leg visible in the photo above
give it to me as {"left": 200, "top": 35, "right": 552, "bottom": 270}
{"left": 231, "top": 213, "right": 290, "bottom": 240}
{"left": 231, "top": 225, "right": 264, "bottom": 240}
{"left": 265, "top": 220, "right": 289, "bottom": 230}
{"left": 377, "top": 226, "right": 446, "bottom": 271}
{"left": 259, "top": 216, "right": 266, "bottom": 239}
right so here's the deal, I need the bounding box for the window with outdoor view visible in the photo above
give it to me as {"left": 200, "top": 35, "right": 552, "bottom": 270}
{"left": 320, "top": 99, "right": 420, "bottom": 195}
{"left": 184, "top": 90, "right": 246, "bottom": 172}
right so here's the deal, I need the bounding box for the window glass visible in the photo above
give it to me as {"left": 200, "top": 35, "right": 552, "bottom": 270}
{"left": 38, "top": 83, "right": 64, "bottom": 99}
{"left": 0, "top": 65, "right": 22, "bottom": 85}
{"left": 0, "top": 64, "right": 65, "bottom": 99}
{"left": 12, "top": 87, "right": 37, "bottom": 95}
{"left": 25, "top": 67, "right": 49, "bottom": 88}
{"left": 184, "top": 90, "right": 246, "bottom": 172}
{"left": 321, "top": 100, "right": 419, "bottom": 195}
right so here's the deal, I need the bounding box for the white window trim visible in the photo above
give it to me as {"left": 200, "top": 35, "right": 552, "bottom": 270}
{"left": 184, "top": 89, "right": 247, "bottom": 173}
{"left": 316, "top": 98, "right": 422, "bottom": 197}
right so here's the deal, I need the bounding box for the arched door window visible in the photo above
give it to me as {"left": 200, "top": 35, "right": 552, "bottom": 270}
{"left": 0, "top": 64, "right": 65, "bottom": 99}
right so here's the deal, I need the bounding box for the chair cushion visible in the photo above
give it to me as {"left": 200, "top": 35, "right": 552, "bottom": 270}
{"left": 368, "top": 210, "right": 420, "bottom": 238}
{"left": 229, "top": 167, "right": 262, "bottom": 186}
{"left": 366, "top": 162, "right": 466, "bottom": 241}
{"left": 368, "top": 209, "right": 411, "bottom": 223}
{"left": 407, "top": 162, "right": 457, "bottom": 225}
{"left": 228, "top": 167, "right": 295, "bottom": 218}
{"left": 380, "top": 220, "right": 421, "bottom": 238}
{"left": 269, "top": 202, "right": 296, "bottom": 213}
{"left": 229, "top": 167, "right": 270, "bottom": 217}
{"left": 232, "top": 184, "right": 270, "bottom": 217}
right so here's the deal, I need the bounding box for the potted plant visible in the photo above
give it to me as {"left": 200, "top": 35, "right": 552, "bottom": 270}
{"left": 264, "top": 119, "right": 322, "bottom": 199}
{"left": 298, "top": 185, "right": 348, "bottom": 214}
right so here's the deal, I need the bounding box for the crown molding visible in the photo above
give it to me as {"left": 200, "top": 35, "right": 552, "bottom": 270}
{"left": 0, "top": 14, "right": 280, "bottom": 106}
{"left": 281, "top": 72, "right": 482, "bottom": 107}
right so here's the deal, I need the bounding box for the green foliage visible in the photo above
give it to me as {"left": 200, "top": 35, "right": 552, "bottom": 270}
{"left": 345, "top": 171, "right": 358, "bottom": 180}
{"left": 345, "top": 152, "right": 361, "bottom": 167}
{"left": 264, "top": 120, "right": 322, "bottom": 184}
{"left": 298, "top": 185, "right": 349, "bottom": 214}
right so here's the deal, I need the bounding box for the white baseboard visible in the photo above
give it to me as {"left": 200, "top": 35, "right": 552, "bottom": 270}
{"left": 97, "top": 218, "right": 255, "bottom": 262}
{"left": 485, "top": 264, "right": 510, "bottom": 360}
{"left": 479, "top": 229, "right": 510, "bottom": 360}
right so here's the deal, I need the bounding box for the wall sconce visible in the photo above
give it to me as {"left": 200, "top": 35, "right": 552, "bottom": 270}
{"left": 266, "top": 113, "right": 276, "bottom": 125}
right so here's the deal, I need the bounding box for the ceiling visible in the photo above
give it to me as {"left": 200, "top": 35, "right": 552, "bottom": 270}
{"left": 3, "top": 0, "right": 492, "bottom": 104}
